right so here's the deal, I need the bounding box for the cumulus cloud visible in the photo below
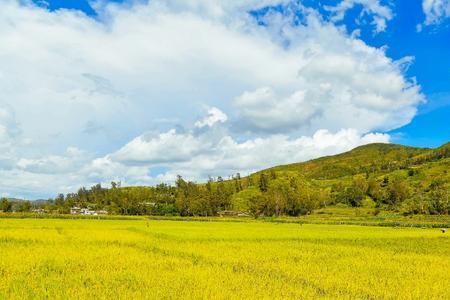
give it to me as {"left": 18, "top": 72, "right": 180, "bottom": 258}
{"left": 81, "top": 156, "right": 152, "bottom": 186}
{"left": 17, "top": 147, "right": 88, "bottom": 174}
{"left": 112, "top": 129, "right": 205, "bottom": 164}
{"left": 195, "top": 107, "right": 228, "bottom": 128}
{"left": 0, "top": 0, "right": 423, "bottom": 198}
{"left": 233, "top": 34, "right": 422, "bottom": 134}
{"left": 111, "top": 121, "right": 390, "bottom": 183}
{"left": 421, "top": 0, "right": 450, "bottom": 25}
{"left": 234, "top": 87, "right": 320, "bottom": 132}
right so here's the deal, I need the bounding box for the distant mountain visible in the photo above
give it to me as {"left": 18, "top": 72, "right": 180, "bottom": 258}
{"left": 4, "top": 197, "right": 27, "bottom": 202}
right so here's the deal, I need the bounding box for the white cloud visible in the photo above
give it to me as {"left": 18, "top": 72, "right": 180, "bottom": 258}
{"left": 372, "top": 15, "right": 387, "bottom": 32}
{"left": 233, "top": 37, "right": 422, "bottom": 134}
{"left": 0, "top": 104, "right": 21, "bottom": 144}
{"left": 112, "top": 129, "right": 205, "bottom": 164}
{"left": 17, "top": 147, "right": 88, "bottom": 174}
{"left": 195, "top": 107, "right": 228, "bottom": 128}
{"left": 422, "top": 0, "right": 450, "bottom": 25}
{"left": 141, "top": 0, "right": 288, "bottom": 19}
{"left": 235, "top": 87, "right": 320, "bottom": 132}
{"left": 81, "top": 156, "right": 151, "bottom": 186}
{"left": 0, "top": 0, "right": 423, "bottom": 197}
{"left": 0, "top": 104, "right": 22, "bottom": 169}
{"left": 111, "top": 123, "right": 390, "bottom": 183}
{"left": 325, "top": 0, "right": 393, "bottom": 33}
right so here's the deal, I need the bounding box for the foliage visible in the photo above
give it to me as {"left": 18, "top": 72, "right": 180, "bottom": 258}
{"left": 0, "top": 198, "right": 12, "bottom": 212}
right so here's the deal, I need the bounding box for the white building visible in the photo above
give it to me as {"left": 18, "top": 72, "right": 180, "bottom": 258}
{"left": 80, "top": 208, "right": 97, "bottom": 215}
{"left": 70, "top": 207, "right": 108, "bottom": 215}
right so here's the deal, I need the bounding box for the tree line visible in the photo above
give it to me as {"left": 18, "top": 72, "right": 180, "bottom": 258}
{"left": 2, "top": 167, "right": 448, "bottom": 216}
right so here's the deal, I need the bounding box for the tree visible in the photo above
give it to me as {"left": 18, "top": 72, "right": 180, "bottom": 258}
{"left": 16, "top": 201, "right": 32, "bottom": 212}
{"left": 258, "top": 173, "right": 269, "bottom": 192}
{"left": 233, "top": 174, "right": 242, "bottom": 193}
{"left": 248, "top": 192, "right": 266, "bottom": 218}
{"left": 266, "top": 178, "right": 291, "bottom": 216}
{"left": 291, "top": 179, "right": 316, "bottom": 215}
{"left": 0, "top": 198, "right": 12, "bottom": 212}
{"left": 337, "top": 180, "right": 365, "bottom": 207}
{"left": 387, "top": 178, "right": 409, "bottom": 206}
{"left": 175, "top": 175, "right": 189, "bottom": 215}
{"left": 401, "top": 193, "right": 429, "bottom": 215}
{"left": 426, "top": 180, "right": 450, "bottom": 214}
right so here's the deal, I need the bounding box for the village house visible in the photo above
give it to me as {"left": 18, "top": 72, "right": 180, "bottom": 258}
{"left": 70, "top": 207, "right": 108, "bottom": 216}
{"left": 80, "top": 208, "right": 97, "bottom": 215}
{"left": 70, "top": 207, "right": 81, "bottom": 215}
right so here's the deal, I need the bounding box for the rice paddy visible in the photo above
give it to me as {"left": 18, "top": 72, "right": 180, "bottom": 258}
{"left": 0, "top": 218, "right": 449, "bottom": 299}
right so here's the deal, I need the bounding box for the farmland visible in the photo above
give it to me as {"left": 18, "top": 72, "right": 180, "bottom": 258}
{"left": 0, "top": 217, "right": 449, "bottom": 299}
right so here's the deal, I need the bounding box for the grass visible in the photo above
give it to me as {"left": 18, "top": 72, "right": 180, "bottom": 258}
{"left": 0, "top": 218, "right": 449, "bottom": 299}
{"left": 148, "top": 207, "right": 450, "bottom": 228}
{"left": 0, "top": 212, "right": 143, "bottom": 220}
{"left": 3, "top": 207, "right": 450, "bottom": 228}
{"left": 285, "top": 207, "right": 450, "bottom": 228}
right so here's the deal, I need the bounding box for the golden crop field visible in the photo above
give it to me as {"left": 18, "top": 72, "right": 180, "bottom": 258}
{"left": 0, "top": 218, "right": 449, "bottom": 299}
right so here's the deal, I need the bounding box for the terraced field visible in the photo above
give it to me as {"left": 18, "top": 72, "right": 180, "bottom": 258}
{"left": 0, "top": 218, "right": 449, "bottom": 299}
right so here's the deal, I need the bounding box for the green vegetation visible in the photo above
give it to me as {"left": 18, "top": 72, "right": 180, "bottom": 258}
{"left": 0, "top": 218, "right": 448, "bottom": 299}
{"left": 2, "top": 207, "right": 450, "bottom": 228}
{"left": 8, "top": 142, "right": 450, "bottom": 217}
{"left": 0, "top": 198, "right": 32, "bottom": 213}
{"left": 145, "top": 207, "right": 450, "bottom": 228}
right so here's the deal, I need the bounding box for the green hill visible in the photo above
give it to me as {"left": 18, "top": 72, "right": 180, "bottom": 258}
{"left": 239, "top": 142, "right": 449, "bottom": 215}
{"left": 250, "top": 142, "right": 450, "bottom": 186}
{"left": 267, "top": 143, "right": 427, "bottom": 179}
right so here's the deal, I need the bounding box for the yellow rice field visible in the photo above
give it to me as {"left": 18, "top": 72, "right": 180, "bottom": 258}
{"left": 0, "top": 218, "right": 449, "bottom": 299}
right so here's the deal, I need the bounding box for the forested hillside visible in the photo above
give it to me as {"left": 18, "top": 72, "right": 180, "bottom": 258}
{"left": 4, "top": 142, "right": 449, "bottom": 216}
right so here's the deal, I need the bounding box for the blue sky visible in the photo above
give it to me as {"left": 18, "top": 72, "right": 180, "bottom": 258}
{"left": 1, "top": 0, "right": 449, "bottom": 198}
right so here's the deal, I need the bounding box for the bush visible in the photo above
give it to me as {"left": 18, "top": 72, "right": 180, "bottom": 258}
{"left": 155, "top": 203, "right": 178, "bottom": 216}
{"left": 361, "top": 197, "right": 376, "bottom": 208}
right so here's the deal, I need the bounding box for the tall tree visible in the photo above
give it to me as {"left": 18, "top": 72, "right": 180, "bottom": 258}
{"left": 0, "top": 198, "right": 12, "bottom": 212}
